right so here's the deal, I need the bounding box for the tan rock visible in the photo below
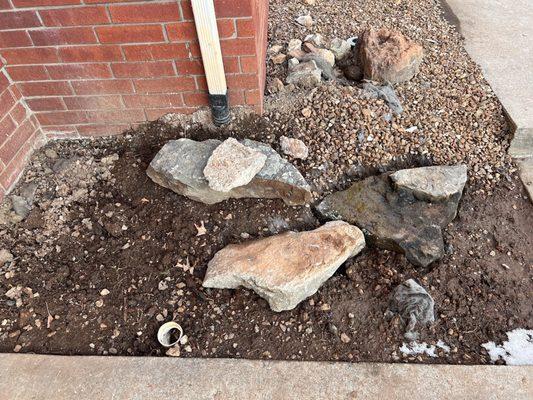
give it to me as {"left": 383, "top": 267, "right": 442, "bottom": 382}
{"left": 271, "top": 53, "right": 287, "bottom": 65}
{"left": 359, "top": 28, "right": 423, "bottom": 84}
{"left": 203, "top": 138, "right": 267, "bottom": 192}
{"left": 203, "top": 221, "right": 365, "bottom": 312}
{"left": 296, "top": 15, "right": 313, "bottom": 28}
{"left": 280, "top": 136, "right": 309, "bottom": 159}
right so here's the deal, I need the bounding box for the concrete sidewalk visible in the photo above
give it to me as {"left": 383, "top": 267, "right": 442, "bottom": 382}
{"left": 443, "top": 0, "right": 533, "bottom": 159}
{"left": 0, "top": 354, "right": 531, "bottom": 400}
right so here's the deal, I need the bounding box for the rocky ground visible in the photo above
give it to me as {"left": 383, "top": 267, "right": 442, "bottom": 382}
{"left": 0, "top": 0, "right": 531, "bottom": 363}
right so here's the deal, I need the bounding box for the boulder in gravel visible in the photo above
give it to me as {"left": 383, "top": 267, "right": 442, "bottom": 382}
{"left": 203, "top": 138, "right": 267, "bottom": 192}
{"left": 388, "top": 279, "right": 435, "bottom": 340}
{"left": 280, "top": 136, "right": 309, "bottom": 159}
{"left": 359, "top": 28, "right": 423, "bottom": 84}
{"left": 203, "top": 221, "right": 365, "bottom": 312}
{"left": 286, "top": 60, "right": 322, "bottom": 88}
{"left": 287, "top": 39, "right": 302, "bottom": 53}
{"left": 316, "top": 168, "right": 465, "bottom": 267}
{"left": 147, "top": 138, "right": 312, "bottom": 206}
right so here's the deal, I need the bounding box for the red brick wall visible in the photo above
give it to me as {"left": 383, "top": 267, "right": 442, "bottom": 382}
{"left": 0, "top": 0, "right": 268, "bottom": 200}
{"left": 0, "top": 63, "right": 43, "bottom": 202}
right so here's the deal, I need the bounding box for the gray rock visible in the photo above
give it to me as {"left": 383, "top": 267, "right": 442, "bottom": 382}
{"left": 295, "top": 15, "right": 313, "bottom": 28}
{"left": 287, "top": 39, "right": 302, "bottom": 53}
{"left": 362, "top": 82, "right": 403, "bottom": 115}
{"left": 316, "top": 171, "right": 464, "bottom": 267}
{"left": 147, "top": 139, "right": 312, "bottom": 206}
{"left": 388, "top": 279, "right": 435, "bottom": 340}
{"left": 390, "top": 165, "right": 468, "bottom": 202}
{"left": 330, "top": 38, "right": 352, "bottom": 61}
{"left": 203, "top": 221, "right": 365, "bottom": 312}
{"left": 203, "top": 138, "right": 267, "bottom": 192}
{"left": 286, "top": 60, "right": 322, "bottom": 88}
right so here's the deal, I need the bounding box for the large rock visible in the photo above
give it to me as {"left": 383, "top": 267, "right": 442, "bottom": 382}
{"left": 147, "top": 138, "right": 312, "bottom": 206}
{"left": 316, "top": 168, "right": 466, "bottom": 267}
{"left": 359, "top": 28, "right": 423, "bottom": 84}
{"left": 203, "top": 138, "right": 267, "bottom": 192}
{"left": 203, "top": 221, "right": 365, "bottom": 312}
{"left": 390, "top": 165, "right": 467, "bottom": 202}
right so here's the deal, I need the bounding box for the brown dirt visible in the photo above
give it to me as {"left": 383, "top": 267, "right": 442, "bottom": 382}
{"left": 0, "top": 121, "right": 531, "bottom": 364}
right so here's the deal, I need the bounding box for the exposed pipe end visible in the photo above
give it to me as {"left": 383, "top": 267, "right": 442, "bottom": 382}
{"left": 209, "top": 93, "right": 231, "bottom": 126}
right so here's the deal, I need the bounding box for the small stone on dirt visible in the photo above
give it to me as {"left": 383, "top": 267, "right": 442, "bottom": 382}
{"left": 100, "top": 289, "right": 110, "bottom": 296}
{"left": 203, "top": 138, "right": 267, "bottom": 192}
{"left": 287, "top": 39, "right": 302, "bottom": 52}
{"left": 359, "top": 28, "right": 423, "bottom": 84}
{"left": 203, "top": 221, "right": 365, "bottom": 312}
{"left": 280, "top": 136, "right": 309, "bottom": 159}
{"left": 304, "top": 33, "right": 324, "bottom": 47}
{"left": 296, "top": 15, "right": 313, "bottom": 28}
{"left": 362, "top": 82, "right": 403, "bottom": 115}
{"left": 330, "top": 38, "right": 352, "bottom": 61}
{"left": 0, "top": 249, "right": 14, "bottom": 265}
{"left": 271, "top": 53, "right": 287, "bottom": 65}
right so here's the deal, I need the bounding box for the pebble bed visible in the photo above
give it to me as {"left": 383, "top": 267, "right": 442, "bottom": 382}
{"left": 263, "top": 0, "right": 512, "bottom": 196}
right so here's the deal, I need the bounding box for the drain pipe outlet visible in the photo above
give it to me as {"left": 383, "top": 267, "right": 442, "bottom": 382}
{"left": 191, "top": 0, "right": 231, "bottom": 126}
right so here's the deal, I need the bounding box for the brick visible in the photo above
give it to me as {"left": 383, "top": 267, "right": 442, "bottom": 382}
{"left": 0, "top": 119, "right": 34, "bottom": 165}
{"left": 179, "top": 1, "right": 194, "bottom": 20}
{"left": 36, "top": 110, "right": 88, "bottom": 126}
{"left": 226, "top": 73, "right": 259, "bottom": 89}
{"left": 0, "top": 134, "right": 36, "bottom": 191}
{"left": 0, "top": 73, "right": 9, "bottom": 93}
{"left": 30, "top": 27, "right": 97, "bottom": 46}
{"left": 214, "top": 0, "right": 252, "bottom": 18}
{"left": 166, "top": 21, "right": 196, "bottom": 42}
{"left": 97, "top": 25, "right": 165, "bottom": 44}
{"left": 59, "top": 45, "right": 123, "bottom": 62}
{"left": 1, "top": 47, "right": 59, "bottom": 65}
{"left": 111, "top": 61, "right": 175, "bottom": 78}
{"left": 109, "top": 2, "right": 181, "bottom": 23}
{"left": 26, "top": 97, "right": 65, "bottom": 112}
{"left": 76, "top": 124, "right": 131, "bottom": 137}
{"left": 122, "top": 93, "right": 183, "bottom": 108}
{"left": 0, "top": 115, "right": 16, "bottom": 141}
{"left": 228, "top": 89, "right": 245, "bottom": 105}
{"left": 40, "top": 6, "right": 109, "bottom": 27}
{"left": 182, "top": 91, "right": 208, "bottom": 107}
{"left": 122, "top": 43, "right": 190, "bottom": 61}
{"left": 145, "top": 107, "right": 193, "bottom": 120}
{"left": 245, "top": 89, "right": 261, "bottom": 105}
{"left": 63, "top": 95, "right": 123, "bottom": 110}
{"left": 0, "top": 31, "right": 32, "bottom": 48}
{"left": 9, "top": 103, "right": 28, "bottom": 125}
{"left": 236, "top": 18, "right": 255, "bottom": 37}
{"left": 72, "top": 79, "right": 133, "bottom": 95}
{"left": 175, "top": 59, "right": 204, "bottom": 75}
{"left": 0, "top": 10, "right": 41, "bottom": 29}
{"left": 19, "top": 81, "right": 73, "bottom": 97}
{"left": 13, "top": 0, "right": 82, "bottom": 6}
{"left": 0, "top": 0, "right": 12, "bottom": 10}
{"left": 85, "top": 109, "right": 145, "bottom": 124}
{"left": 194, "top": 75, "right": 207, "bottom": 90}
{"left": 6, "top": 65, "right": 48, "bottom": 82}
{"left": 223, "top": 57, "right": 240, "bottom": 73}
{"left": 134, "top": 76, "right": 196, "bottom": 93}
{"left": 220, "top": 38, "right": 256, "bottom": 56}
{"left": 0, "top": 90, "right": 16, "bottom": 117}
{"left": 240, "top": 56, "right": 258, "bottom": 73}
{"left": 8, "top": 84, "right": 22, "bottom": 101}
{"left": 217, "top": 19, "right": 236, "bottom": 38}
{"left": 46, "top": 64, "right": 112, "bottom": 79}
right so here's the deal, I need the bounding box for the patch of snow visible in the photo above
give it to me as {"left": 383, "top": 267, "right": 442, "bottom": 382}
{"left": 399, "top": 340, "right": 450, "bottom": 358}
{"left": 481, "top": 329, "right": 533, "bottom": 365}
